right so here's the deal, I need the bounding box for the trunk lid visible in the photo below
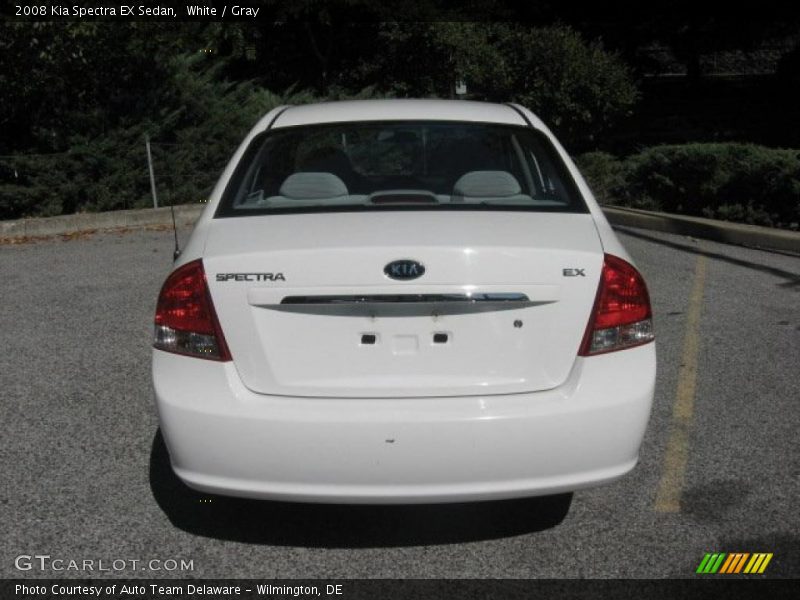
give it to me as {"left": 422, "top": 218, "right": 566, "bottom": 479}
{"left": 204, "top": 211, "right": 603, "bottom": 397}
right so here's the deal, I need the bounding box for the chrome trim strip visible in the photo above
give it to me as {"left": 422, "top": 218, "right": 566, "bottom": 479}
{"left": 280, "top": 293, "right": 530, "bottom": 305}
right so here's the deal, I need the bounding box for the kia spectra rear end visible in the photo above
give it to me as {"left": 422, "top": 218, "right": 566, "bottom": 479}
{"left": 152, "top": 99, "right": 656, "bottom": 504}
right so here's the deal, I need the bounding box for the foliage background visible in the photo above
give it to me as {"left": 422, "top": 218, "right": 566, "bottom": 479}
{"left": 1, "top": 5, "right": 798, "bottom": 227}
{"left": 576, "top": 145, "right": 800, "bottom": 228}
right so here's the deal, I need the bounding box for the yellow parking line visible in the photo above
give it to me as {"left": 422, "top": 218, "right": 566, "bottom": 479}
{"left": 654, "top": 253, "right": 707, "bottom": 512}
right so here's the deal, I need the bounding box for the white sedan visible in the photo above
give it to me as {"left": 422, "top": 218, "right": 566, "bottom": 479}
{"left": 152, "top": 99, "right": 656, "bottom": 504}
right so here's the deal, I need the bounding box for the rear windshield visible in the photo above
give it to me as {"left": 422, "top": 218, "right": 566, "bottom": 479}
{"left": 215, "top": 120, "right": 586, "bottom": 217}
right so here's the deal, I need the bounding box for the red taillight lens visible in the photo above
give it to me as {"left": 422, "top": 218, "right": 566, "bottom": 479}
{"left": 154, "top": 259, "right": 231, "bottom": 361}
{"left": 579, "top": 254, "right": 654, "bottom": 356}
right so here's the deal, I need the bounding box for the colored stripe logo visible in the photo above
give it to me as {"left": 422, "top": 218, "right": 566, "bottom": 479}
{"left": 696, "top": 552, "right": 773, "bottom": 574}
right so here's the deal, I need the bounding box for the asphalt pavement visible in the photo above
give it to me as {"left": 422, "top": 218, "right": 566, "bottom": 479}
{"left": 1, "top": 224, "right": 797, "bottom": 579}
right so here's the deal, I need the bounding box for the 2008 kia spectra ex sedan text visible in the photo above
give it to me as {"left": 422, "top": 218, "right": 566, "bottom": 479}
{"left": 152, "top": 99, "right": 656, "bottom": 504}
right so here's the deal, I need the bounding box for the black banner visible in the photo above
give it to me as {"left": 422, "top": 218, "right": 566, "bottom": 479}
{"left": 3, "top": 579, "right": 797, "bottom": 600}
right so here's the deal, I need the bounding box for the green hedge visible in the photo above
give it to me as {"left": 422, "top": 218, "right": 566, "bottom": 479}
{"left": 0, "top": 58, "right": 324, "bottom": 219}
{"left": 576, "top": 144, "right": 800, "bottom": 229}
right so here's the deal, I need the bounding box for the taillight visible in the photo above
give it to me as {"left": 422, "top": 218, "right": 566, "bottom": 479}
{"left": 154, "top": 259, "right": 231, "bottom": 361}
{"left": 579, "top": 254, "right": 654, "bottom": 356}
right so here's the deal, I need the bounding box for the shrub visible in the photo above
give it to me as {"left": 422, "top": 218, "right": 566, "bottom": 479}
{"left": 572, "top": 152, "right": 628, "bottom": 205}
{"left": 576, "top": 144, "right": 800, "bottom": 229}
{"left": 0, "top": 58, "right": 323, "bottom": 218}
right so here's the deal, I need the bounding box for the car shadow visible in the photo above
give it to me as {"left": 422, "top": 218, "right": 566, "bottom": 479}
{"left": 149, "top": 430, "right": 572, "bottom": 548}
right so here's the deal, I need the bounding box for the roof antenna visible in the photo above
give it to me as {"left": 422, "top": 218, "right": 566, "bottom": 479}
{"left": 146, "top": 133, "right": 181, "bottom": 261}
{"left": 170, "top": 202, "right": 181, "bottom": 261}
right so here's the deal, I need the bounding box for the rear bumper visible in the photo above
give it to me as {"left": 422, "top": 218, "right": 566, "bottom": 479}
{"left": 153, "top": 344, "right": 655, "bottom": 504}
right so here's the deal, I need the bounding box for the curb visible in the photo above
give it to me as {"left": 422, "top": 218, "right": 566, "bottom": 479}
{"left": 1, "top": 203, "right": 798, "bottom": 254}
{"left": 602, "top": 206, "right": 800, "bottom": 254}
{"left": 0, "top": 204, "right": 205, "bottom": 239}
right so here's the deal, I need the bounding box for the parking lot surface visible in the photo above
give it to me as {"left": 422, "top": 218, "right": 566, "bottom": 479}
{"left": 1, "top": 224, "right": 797, "bottom": 578}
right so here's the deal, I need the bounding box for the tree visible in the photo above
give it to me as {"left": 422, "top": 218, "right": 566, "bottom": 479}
{"left": 357, "top": 23, "right": 638, "bottom": 149}
{"left": 498, "top": 25, "right": 639, "bottom": 149}
{"left": 0, "top": 22, "right": 191, "bottom": 153}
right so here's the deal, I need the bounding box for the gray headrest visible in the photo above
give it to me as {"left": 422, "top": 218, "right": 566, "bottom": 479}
{"left": 452, "top": 171, "right": 522, "bottom": 197}
{"left": 279, "top": 172, "right": 348, "bottom": 200}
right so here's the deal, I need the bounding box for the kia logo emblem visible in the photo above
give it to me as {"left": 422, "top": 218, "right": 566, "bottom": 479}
{"left": 384, "top": 259, "right": 425, "bottom": 280}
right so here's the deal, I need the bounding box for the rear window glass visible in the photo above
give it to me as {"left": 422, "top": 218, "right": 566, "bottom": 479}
{"left": 215, "top": 121, "right": 586, "bottom": 216}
